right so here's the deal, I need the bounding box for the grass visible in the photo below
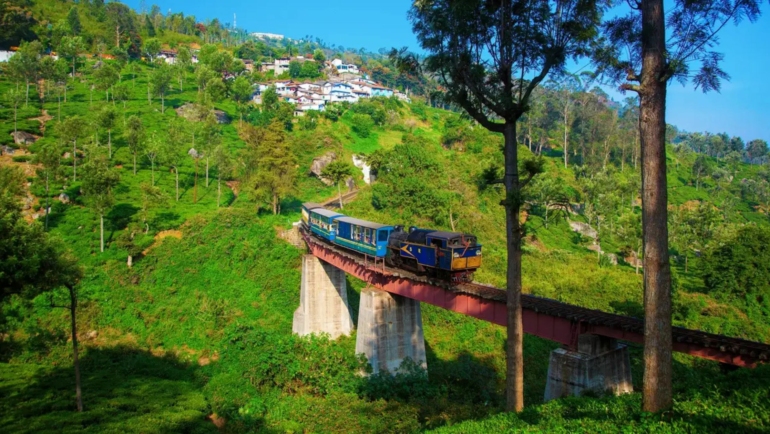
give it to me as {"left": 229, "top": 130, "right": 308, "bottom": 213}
{"left": 3, "top": 57, "right": 770, "bottom": 433}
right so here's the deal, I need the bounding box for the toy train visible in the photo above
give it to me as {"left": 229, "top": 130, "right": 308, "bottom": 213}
{"left": 301, "top": 203, "right": 482, "bottom": 283}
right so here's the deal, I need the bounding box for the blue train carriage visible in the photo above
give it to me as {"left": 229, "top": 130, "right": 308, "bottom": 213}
{"left": 390, "top": 227, "right": 482, "bottom": 282}
{"left": 305, "top": 205, "right": 344, "bottom": 243}
{"left": 332, "top": 216, "right": 394, "bottom": 258}
{"left": 301, "top": 202, "right": 324, "bottom": 229}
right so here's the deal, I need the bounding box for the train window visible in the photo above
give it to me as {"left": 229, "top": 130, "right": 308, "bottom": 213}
{"left": 353, "top": 225, "right": 360, "bottom": 240}
{"left": 365, "top": 228, "right": 372, "bottom": 244}
{"left": 378, "top": 230, "right": 388, "bottom": 242}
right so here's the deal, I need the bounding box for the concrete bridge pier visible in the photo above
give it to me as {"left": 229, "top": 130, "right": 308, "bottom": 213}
{"left": 293, "top": 255, "right": 354, "bottom": 339}
{"left": 544, "top": 334, "right": 633, "bottom": 402}
{"left": 355, "top": 288, "right": 427, "bottom": 375}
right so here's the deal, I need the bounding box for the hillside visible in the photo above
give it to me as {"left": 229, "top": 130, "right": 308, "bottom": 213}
{"left": 2, "top": 0, "right": 770, "bottom": 432}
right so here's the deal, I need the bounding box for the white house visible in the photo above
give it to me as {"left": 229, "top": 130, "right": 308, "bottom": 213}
{"left": 0, "top": 51, "right": 16, "bottom": 62}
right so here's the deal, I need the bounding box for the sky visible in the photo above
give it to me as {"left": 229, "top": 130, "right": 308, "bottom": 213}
{"left": 126, "top": 0, "right": 770, "bottom": 142}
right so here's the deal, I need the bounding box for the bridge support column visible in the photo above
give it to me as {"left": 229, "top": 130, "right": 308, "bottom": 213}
{"left": 293, "top": 255, "right": 354, "bottom": 339}
{"left": 544, "top": 334, "right": 632, "bottom": 402}
{"left": 355, "top": 288, "right": 427, "bottom": 375}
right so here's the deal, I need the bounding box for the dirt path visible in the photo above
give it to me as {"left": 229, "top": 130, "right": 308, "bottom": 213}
{"left": 29, "top": 109, "right": 53, "bottom": 135}
{"left": 141, "top": 230, "right": 183, "bottom": 255}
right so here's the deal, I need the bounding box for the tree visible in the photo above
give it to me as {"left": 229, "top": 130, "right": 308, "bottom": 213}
{"left": 350, "top": 113, "right": 374, "bottom": 138}
{"left": 288, "top": 60, "right": 302, "bottom": 78}
{"left": 199, "top": 114, "right": 222, "bottom": 187}
{"left": 702, "top": 225, "right": 770, "bottom": 305}
{"left": 409, "top": 0, "right": 603, "bottom": 412}
{"left": 97, "top": 105, "right": 118, "bottom": 159}
{"left": 322, "top": 160, "right": 354, "bottom": 210}
{"left": 125, "top": 116, "right": 144, "bottom": 175}
{"left": 81, "top": 153, "right": 120, "bottom": 253}
{"left": 112, "top": 83, "right": 129, "bottom": 109}
{"left": 144, "top": 133, "right": 163, "bottom": 186}
{"left": 0, "top": 195, "right": 84, "bottom": 411}
{"left": 0, "top": 165, "right": 26, "bottom": 200}
{"left": 150, "top": 63, "right": 173, "bottom": 113}
{"left": 58, "top": 36, "right": 85, "bottom": 78}
{"left": 617, "top": 211, "right": 643, "bottom": 274}
{"left": 692, "top": 155, "right": 710, "bottom": 191}
{"left": 165, "top": 120, "right": 187, "bottom": 201}
{"left": 138, "top": 182, "right": 167, "bottom": 233}
{"left": 747, "top": 139, "right": 769, "bottom": 163}
{"left": 66, "top": 6, "right": 81, "bottom": 36}
{"left": 93, "top": 62, "right": 120, "bottom": 102}
{"left": 231, "top": 76, "right": 253, "bottom": 126}
{"left": 529, "top": 175, "right": 569, "bottom": 229}
{"left": 212, "top": 145, "right": 233, "bottom": 208}
{"left": 59, "top": 116, "right": 86, "bottom": 182}
{"left": 143, "top": 38, "right": 161, "bottom": 62}
{"left": 7, "top": 40, "right": 41, "bottom": 106}
{"left": 595, "top": 0, "right": 762, "bottom": 412}
{"left": 205, "top": 78, "right": 227, "bottom": 103}
{"left": 240, "top": 121, "right": 297, "bottom": 214}
{"left": 34, "top": 143, "right": 62, "bottom": 230}
{"left": 3, "top": 87, "right": 23, "bottom": 135}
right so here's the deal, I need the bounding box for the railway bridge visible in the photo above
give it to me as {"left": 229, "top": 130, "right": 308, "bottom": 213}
{"left": 293, "top": 229, "right": 770, "bottom": 401}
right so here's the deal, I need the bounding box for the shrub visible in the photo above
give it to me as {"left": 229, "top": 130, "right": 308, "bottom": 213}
{"left": 350, "top": 113, "right": 374, "bottom": 138}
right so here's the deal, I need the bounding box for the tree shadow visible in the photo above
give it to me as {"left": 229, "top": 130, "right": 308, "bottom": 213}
{"left": 281, "top": 197, "right": 304, "bottom": 214}
{"left": 154, "top": 212, "right": 182, "bottom": 230}
{"left": 609, "top": 300, "right": 644, "bottom": 319}
{"left": 0, "top": 346, "right": 218, "bottom": 433}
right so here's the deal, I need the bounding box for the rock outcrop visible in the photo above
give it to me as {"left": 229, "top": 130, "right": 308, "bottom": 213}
{"left": 11, "top": 131, "right": 38, "bottom": 145}
{"left": 175, "top": 103, "right": 230, "bottom": 124}
{"left": 352, "top": 154, "right": 372, "bottom": 184}
{"left": 309, "top": 151, "right": 336, "bottom": 185}
{"left": 570, "top": 221, "right": 597, "bottom": 240}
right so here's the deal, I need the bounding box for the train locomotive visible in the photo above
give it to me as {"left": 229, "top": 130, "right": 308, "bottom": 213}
{"left": 301, "top": 203, "right": 482, "bottom": 283}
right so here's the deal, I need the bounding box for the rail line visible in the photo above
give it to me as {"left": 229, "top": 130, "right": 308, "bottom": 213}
{"left": 301, "top": 228, "right": 770, "bottom": 367}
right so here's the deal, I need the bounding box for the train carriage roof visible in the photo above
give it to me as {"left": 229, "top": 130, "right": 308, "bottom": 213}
{"left": 334, "top": 216, "right": 390, "bottom": 230}
{"left": 427, "top": 231, "right": 473, "bottom": 239}
{"left": 310, "top": 207, "right": 343, "bottom": 218}
{"left": 302, "top": 202, "right": 324, "bottom": 211}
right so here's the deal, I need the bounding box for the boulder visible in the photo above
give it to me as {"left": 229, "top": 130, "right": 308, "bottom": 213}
{"left": 605, "top": 253, "right": 618, "bottom": 265}
{"left": 309, "top": 151, "right": 336, "bottom": 185}
{"left": 212, "top": 109, "right": 230, "bottom": 124}
{"left": 59, "top": 193, "right": 70, "bottom": 204}
{"left": 175, "top": 103, "right": 230, "bottom": 124}
{"left": 11, "top": 131, "right": 38, "bottom": 145}
{"left": 570, "top": 221, "right": 597, "bottom": 240}
{"left": 345, "top": 176, "right": 355, "bottom": 191}
{"left": 352, "top": 154, "right": 372, "bottom": 184}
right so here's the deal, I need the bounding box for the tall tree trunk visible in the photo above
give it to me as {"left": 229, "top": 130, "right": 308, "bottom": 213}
{"left": 640, "top": 0, "right": 673, "bottom": 413}
{"left": 175, "top": 168, "right": 179, "bottom": 201}
{"left": 58, "top": 95, "right": 62, "bottom": 121}
{"left": 161, "top": 93, "right": 165, "bottom": 114}
{"left": 151, "top": 160, "right": 155, "bottom": 185}
{"left": 73, "top": 140, "right": 77, "bottom": 182}
{"left": 100, "top": 214, "right": 104, "bottom": 252}
{"left": 25, "top": 81, "right": 29, "bottom": 107}
{"left": 503, "top": 122, "right": 524, "bottom": 412}
{"left": 108, "top": 129, "right": 112, "bottom": 159}
{"left": 193, "top": 159, "right": 198, "bottom": 203}
{"left": 563, "top": 107, "right": 569, "bottom": 168}
{"left": 13, "top": 106, "right": 17, "bottom": 135}
{"left": 45, "top": 174, "right": 50, "bottom": 230}
{"left": 272, "top": 193, "right": 278, "bottom": 215}
{"left": 68, "top": 285, "right": 83, "bottom": 412}
{"left": 133, "top": 152, "right": 137, "bottom": 175}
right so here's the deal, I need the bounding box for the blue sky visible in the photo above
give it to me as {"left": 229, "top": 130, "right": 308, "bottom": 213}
{"left": 127, "top": 0, "right": 769, "bottom": 142}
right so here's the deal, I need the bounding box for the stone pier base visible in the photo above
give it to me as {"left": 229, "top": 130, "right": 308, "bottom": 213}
{"left": 544, "top": 335, "right": 633, "bottom": 402}
{"left": 292, "top": 255, "right": 354, "bottom": 339}
{"left": 355, "top": 288, "right": 427, "bottom": 375}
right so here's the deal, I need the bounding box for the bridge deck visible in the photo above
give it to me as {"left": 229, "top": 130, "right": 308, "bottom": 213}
{"left": 301, "top": 229, "right": 770, "bottom": 367}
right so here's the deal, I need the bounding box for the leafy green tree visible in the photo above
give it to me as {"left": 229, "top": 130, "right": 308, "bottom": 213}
{"left": 97, "top": 105, "right": 118, "bottom": 159}
{"left": 81, "top": 153, "right": 120, "bottom": 252}
{"left": 165, "top": 120, "right": 187, "bottom": 201}
{"left": 125, "top": 115, "right": 144, "bottom": 175}
{"left": 3, "top": 87, "right": 23, "bottom": 135}
{"left": 231, "top": 76, "right": 253, "bottom": 126}
{"left": 199, "top": 113, "right": 222, "bottom": 187}
{"left": 59, "top": 116, "right": 86, "bottom": 182}
{"left": 138, "top": 182, "right": 167, "bottom": 233}
{"left": 150, "top": 63, "right": 173, "bottom": 113}
{"left": 747, "top": 139, "right": 769, "bottom": 163}
{"left": 288, "top": 60, "right": 302, "bottom": 78}
{"left": 322, "top": 160, "right": 354, "bottom": 210}
{"left": 0, "top": 165, "right": 26, "bottom": 200}
{"left": 7, "top": 40, "right": 41, "bottom": 106}
{"left": 66, "top": 6, "right": 81, "bottom": 35}
{"left": 350, "top": 113, "right": 374, "bottom": 138}
{"left": 261, "top": 85, "right": 279, "bottom": 111}
{"left": 34, "top": 143, "right": 62, "bottom": 230}
{"left": 408, "top": 0, "right": 603, "bottom": 411}
{"left": 313, "top": 48, "right": 326, "bottom": 63}
{"left": 702, "top": 225, "right": 770, "bottom": 306}
{"left": 212, "top": 144, "right": 233, "bottom": 208}
{"left": 144, "top": 132, "right": 163, "bottom": 186}
{"left": 0, "top": 195, "right": 84, "bottom": 411}
{"left": 58, "top": 36, "right": 85, "bottom": 78}
{"left": 195, "top": 65, "right": 218, "bottom": 93}
{"left": 93, "top": 62, "right": 120, "bottom": 102}
{"left": 617, "top": 212, "right": 643, "bottom": 274}
{"left": 112, "top": 83, "right": 129, "bottom": 108}
{"left": 143, "top": 38, "right": 162, "bottom": 62}
{"left": 529, "top": 175, "right": 569, "bottom": 229}
{"left": 240, "top": 121, "right": 297, "bottom": 214}
{"left": 205, "top": 77, "right": 227, "bottom": 103}
{"left": 692, "top": 155, "right": 711, "bottom": 190}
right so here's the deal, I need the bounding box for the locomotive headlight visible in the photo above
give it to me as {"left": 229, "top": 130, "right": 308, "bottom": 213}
{"left": 453, "top": 252, "right": 460, "bottom": 258}
{"left": 476, "top": 250, "right": 482, "bottom": 256}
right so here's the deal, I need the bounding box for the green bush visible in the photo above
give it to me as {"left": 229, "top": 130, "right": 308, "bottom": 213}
{"left": 350, "top": 113, "right": 374, "bottom": 138}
